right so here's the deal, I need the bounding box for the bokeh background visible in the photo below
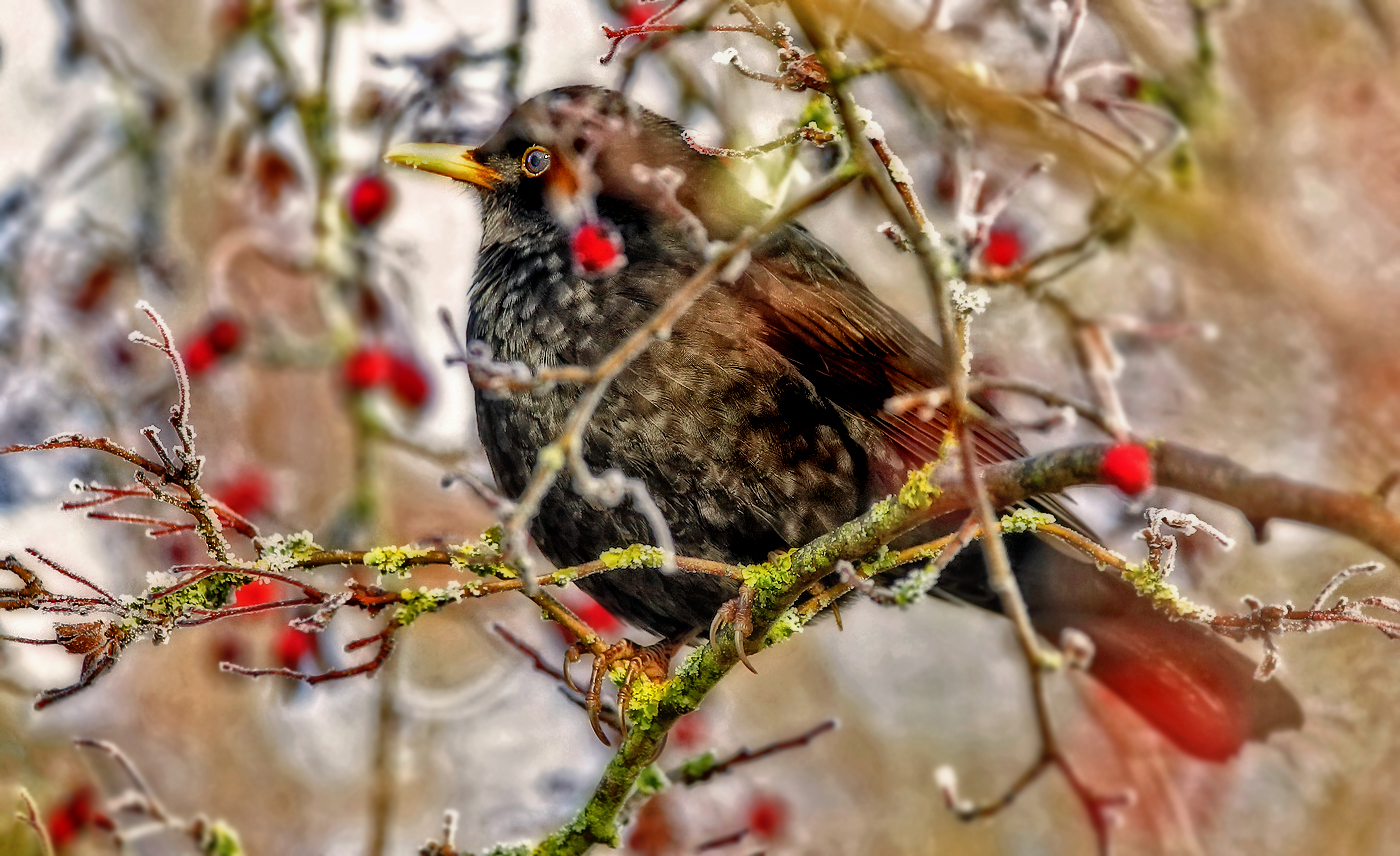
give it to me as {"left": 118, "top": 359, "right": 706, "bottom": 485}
{"left": 2, "top": 0, "right": 1400, "bottom": 854}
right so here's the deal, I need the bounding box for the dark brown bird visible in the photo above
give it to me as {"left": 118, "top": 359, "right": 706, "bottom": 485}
{"left": 386, "top": 85, "right": 1301, "bottom": 761}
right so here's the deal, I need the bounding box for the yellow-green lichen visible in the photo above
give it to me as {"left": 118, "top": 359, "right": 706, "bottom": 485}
{"left": 897, "top": 462, "right": 940, "bottom": 510}
{"left": 198, "top": 820, "right": 243, "bottom": 856}
{"left": 763, "top": 608, "right": 805, "bottom": 645}
{"left": 889, "top": 562, "right": 942, "bottom": 606}
{"left": 394, "top": 582, "right": 466, "bottom": 626}
{"left": 255, "top": 530, "right": 322, "bottom": 572}
{"left": 623, "top": 673, "right": 666, "bottom": 732}
{"left": 678, "top": 750, "right": 717, "bottom": 782}
{"left": 742, "top": 551, "right": 798, "bottom": 606}
{"left": 147, "top": 572, "right": 249, "bottom": 618}
{"left": 363, "top": 545, "right": 431, "bottom": 577}
{"left": 1000, "top": 508, "right": 1056, "bottom": 534}
{"left": 636, "top": 764, "right": 669, "bottom": 796}
{"left": 1121, "top": 562, "right": 1217, "bottom": 621}
{"left": 600, "top": 544, "right": 666, "bottom": 570}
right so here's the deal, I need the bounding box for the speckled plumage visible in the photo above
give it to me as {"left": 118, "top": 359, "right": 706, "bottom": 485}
{"left": 436, "top": 86, "right": 1302, "bottom": 759}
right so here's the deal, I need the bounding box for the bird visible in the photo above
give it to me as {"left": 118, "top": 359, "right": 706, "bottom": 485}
{"left": 385, "top": 84, "right": 1302, "bottom": 761}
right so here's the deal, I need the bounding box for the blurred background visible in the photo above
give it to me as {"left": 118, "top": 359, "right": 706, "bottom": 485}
{"left": 2, "top": 0, "right": 1400, "bottom": 853}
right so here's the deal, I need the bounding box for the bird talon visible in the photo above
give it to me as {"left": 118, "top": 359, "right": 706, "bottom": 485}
{"left": 713, "top": 588, "right": 758, "bottom": 674}
{"left": 576, "top": 637, "right": 684, "bottom": 746}
{"left": 562, "top": 643, "right": 587, "bottom": 694}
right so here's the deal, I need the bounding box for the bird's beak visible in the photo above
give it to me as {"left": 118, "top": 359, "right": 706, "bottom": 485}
{"left": 382, "top": 143, "right": 502, "bottom": 189}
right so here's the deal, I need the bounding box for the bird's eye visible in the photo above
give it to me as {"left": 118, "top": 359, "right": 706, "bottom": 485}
{"left": 521, "top": 145, "right": 551, "bottom": 177}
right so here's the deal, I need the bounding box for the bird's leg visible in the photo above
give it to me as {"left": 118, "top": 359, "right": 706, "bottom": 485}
{"left": 565, "top": 636, "right": 687, "bottom": 746}
{"left": 710, "top": 584, "right": 757, "bottom": 674}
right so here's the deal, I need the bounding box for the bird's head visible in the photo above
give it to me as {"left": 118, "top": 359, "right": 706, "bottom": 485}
{"left": 384, "top": 85, "right": 764, "bottom": 243}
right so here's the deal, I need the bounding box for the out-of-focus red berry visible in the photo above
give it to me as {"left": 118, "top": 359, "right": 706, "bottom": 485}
{"left": 46, "top": 786, "right": 97, "bottom": 848}
{"left": 212, "top": 633, "right": 245, "bottom": 666}
{"left": 982, "top": 227, "right": 1023, "bottom": 268}
{"left": 206, "top": 317, "right": 242, "bottom": 355}
{"left": 388, "top": 353, "right": 431, "bottom": 409}
{"left": 625, "top": 794, "right": 676, "bottom": 855}
{"left": 618, "top": 1, "right": 654, "bottom": 26}
{"left": 213, "top": 469, "right": 272, "bottom": 519}
{"left": 570, "top": 221, "right": 625, "bottom": 275}
{"left": 671, "top": 711, "right": 708, "bottom": 750}
{"left": 275, "top": 626, "right": 317, "bottom": 670}
{"left": 234, "top": 579, "right": 278, "bottom": 609}
{"left": 70, "top": 262, "right": 117, "bottom": 314}
{"left": 346, "top": 173, "right": 395, "bottom": 228}
{"left": 183, "top": 337, "right": 218, "bottom": 376}
{"left": 216, "top": 0, "right": 252, "bottom": 37}
{"left": 1100, "top": 442, "right": 1154, "bottom": 495}
{"left": 745, "top": 792, "right": 789, "bottom": 841}
{"left": 251, "top": 146, "right": 299, "bottom": 208}
{"left": 343, "top": 346, "right": 394, "bottom": 390}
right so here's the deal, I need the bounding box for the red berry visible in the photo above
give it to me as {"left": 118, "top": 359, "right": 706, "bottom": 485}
{"left": 1101, "top": 443, "right": 1154, "bottom": 495}
{"left": 251, "top": 146, "right": 300, "bottom": 208}
{"left": 388, "top": 353, "right": 431, "bottom": 409}
{"left": 570, "top": 221, "right": 625, "bottom": 275}
{"left": 346, "top": 173, "right": 395, "bottom": 228}
{"left": 206, "top": 317, "right": 242, "bottom": 355}
{"left": 343, "top": 346, "right": 393, "bottom": 390}
{"left": 275, "top": 626, "right": 317, "bottom": 670}
{"left": 745, "top": 792, "right": 789, "bottom": 841}
{"left": 671, "top": 711, "right": 708, "bottom": 750}
{"left": 213, "top": 469, "right": 272, "bottom": 518}
{"left": 46, "top": 786, "right": 96, "bottom": 847}
{"left": 982, "top": 227, "right": 1023, "bottom": 268}
{"left": 619, "top": 2, "right": 653, "bottom": 26}
{"left": 183, "top": 336, "right": 218, "bottom": 376}
{"left": 234, "top": 580, "right": 277, "bottom": 608}
{"left": 70, "top": 262, "right": 116, "bottom": 313}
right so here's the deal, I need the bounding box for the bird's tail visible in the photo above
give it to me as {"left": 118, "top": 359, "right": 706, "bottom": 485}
{"left": 1015, "top": 540, "right": 1303, "bottom": 762}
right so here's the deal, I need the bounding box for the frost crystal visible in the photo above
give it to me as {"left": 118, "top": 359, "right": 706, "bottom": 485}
{"left": 886, "top": 155, "right": 911, "bottom": 184}
{"left": 712, "top": 48, "right": 739, "bottom": 65}
{"left": 949, "top": 279, "right": 990, "bottom": 315}
{"left": 147, "top": 570, "right": 179, "bottom": 589}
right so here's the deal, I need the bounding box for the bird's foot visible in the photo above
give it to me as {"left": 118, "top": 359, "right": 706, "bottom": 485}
{"left": 565, "top": 636, "right": 684, "bottom": 746}
{"left": 710, "top": 585, "right": 757, "bottom": 673}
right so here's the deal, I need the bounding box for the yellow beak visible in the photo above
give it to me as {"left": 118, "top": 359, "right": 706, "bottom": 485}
{"left": 383, "top": 142, "right": 502, "bottom": 188}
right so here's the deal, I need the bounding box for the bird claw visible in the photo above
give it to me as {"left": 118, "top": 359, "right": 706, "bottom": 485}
{"left": 565, "top": 637, "right": 682, "bottom": 746}
{"left": 711, "top": 586, "right": 757, "bottom": 674}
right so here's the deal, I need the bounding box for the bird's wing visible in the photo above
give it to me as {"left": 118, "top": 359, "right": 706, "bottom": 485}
{"left": 738, "top": 223, "right": 1027, "bottom": 472}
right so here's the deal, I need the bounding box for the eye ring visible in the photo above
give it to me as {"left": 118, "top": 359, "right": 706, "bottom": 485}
{"left": 521, "top": 145, "right": 551, "bottom": 177}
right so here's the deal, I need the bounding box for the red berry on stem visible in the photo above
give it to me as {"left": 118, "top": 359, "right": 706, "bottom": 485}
{"left": 344, "top": 346, "right": 393, "bottom": 390}
{"left": 388, "top": 353, "right": 431, "bottom": 409}
{"left": 214, "top": 469, "right": 272, "bottom": 518}
{"left": 346, "top": 173, "right": 394, "bottom": 228}
{"left": 745, "top": 792, "right": 789, "bottom": 841}
{"left": 46, "top": 786, "right": 96, "bottom": 848}
{"left": 234, "top": 580, "right": 277, "bottom": 608}
{"left": 1101, "top": 442, "right": 1154, "bottom": 495}
{"left": 619, "top": 1, "right": 653, "bottom": 26}
{"left": 183, "top": 336, "right": 218, "bottom": 376}
{"left": 982, "top": 226, "right": 1023, "bottom": 268}
{"left": 206, "top": 316, "right": 242, "bottom": 355}
{"left": 671, "top": 711, "right": 708, "bottom": 750}
{"left": 570, "top": 221, "right": 625, "bottom": 275}
{"left": 275, "top": 627, "right": 317, "bottom": 670}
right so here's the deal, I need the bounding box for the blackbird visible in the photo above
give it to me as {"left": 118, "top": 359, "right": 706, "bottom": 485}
{"left": 386, "top": 85, "right": 1301, "bottom": 761}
